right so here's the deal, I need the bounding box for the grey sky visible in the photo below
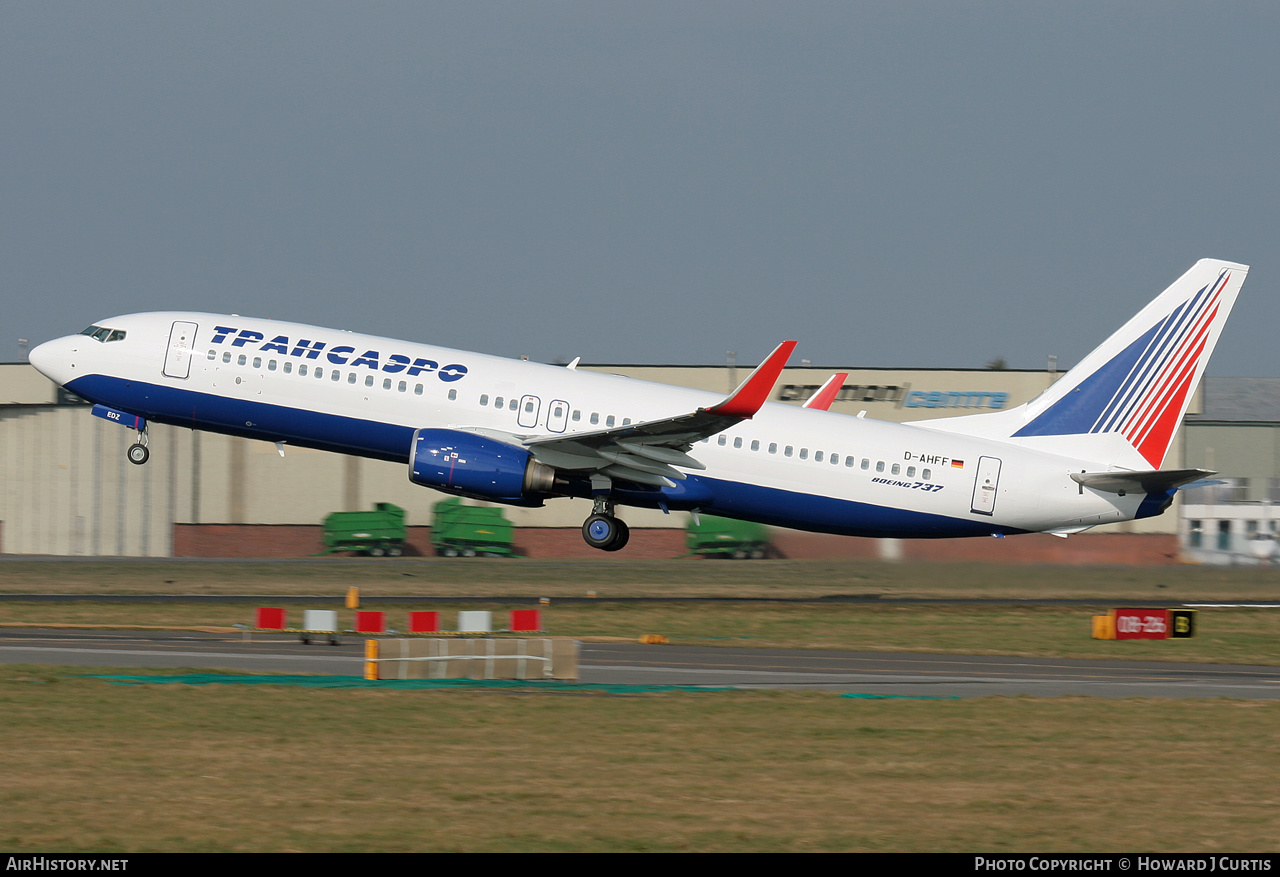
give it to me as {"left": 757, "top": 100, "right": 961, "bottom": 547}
{"left": 4, "top": 2, "right": 1278, "bottom": 375}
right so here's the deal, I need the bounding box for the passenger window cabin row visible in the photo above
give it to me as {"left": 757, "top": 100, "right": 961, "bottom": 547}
{"left": 205, "top": 348, "right": 454, "bottom": 399}
{"left": 703, "top": 435, "right": 932, "bottom": 480}
{"left": 477, "top": 394, "right": 632, "bottom": 428}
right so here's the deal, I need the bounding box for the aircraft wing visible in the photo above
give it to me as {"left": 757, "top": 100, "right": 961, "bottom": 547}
{"left": 513, "top": 340, "right": 797, "bottom": 487}
{"left": 1070, "top": 468, "right": 1215, "bottom": 495}
{"left": 802, "top": 372, "right": 849, "bottom": 411}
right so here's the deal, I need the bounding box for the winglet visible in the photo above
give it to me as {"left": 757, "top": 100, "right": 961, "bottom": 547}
{"left": 705, "top": 340, "right": 797, "bottom": 419}
{"left": 802, "top": 372, "right": 848, "bottom": 411}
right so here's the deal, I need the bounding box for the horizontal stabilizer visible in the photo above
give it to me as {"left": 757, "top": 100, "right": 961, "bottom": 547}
{"left": 1070, "top": 468, "right": 1214, "bottom": 495}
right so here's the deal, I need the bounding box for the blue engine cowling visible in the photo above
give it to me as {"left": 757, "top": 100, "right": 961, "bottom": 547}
{"left": 409, "top": 428, "right": 554, "bottom": 506}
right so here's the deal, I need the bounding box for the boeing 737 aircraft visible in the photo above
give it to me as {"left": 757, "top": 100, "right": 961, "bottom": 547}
{"left": 28, "top": 259, "right": 1246, "bottom": 552}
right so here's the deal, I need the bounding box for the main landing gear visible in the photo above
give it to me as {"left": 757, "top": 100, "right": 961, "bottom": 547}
{"left": 127, "top": 425, "right": 149, "bottom": 465}
{"left": 582, "top": 496, "right": 629, "bottom": 552}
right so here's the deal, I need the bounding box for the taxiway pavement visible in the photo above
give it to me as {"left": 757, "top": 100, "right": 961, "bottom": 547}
{"left": 2, "top": 628, "right": 1278, "bottom": 698}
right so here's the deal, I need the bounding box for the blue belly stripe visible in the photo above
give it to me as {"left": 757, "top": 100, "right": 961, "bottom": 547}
{"left": 68, "top": 374, "right": 415, "bottom": 462}
{"left": 69, "top": 373, "right": 1027, "bottom": 539}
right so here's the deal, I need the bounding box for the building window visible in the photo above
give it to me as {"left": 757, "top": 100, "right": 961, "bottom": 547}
{"left": 1188, "top": 521, "right": 1202, "bottom": 548}
{"left": 1217, "top": 520, "right": 1231, "bottom": 551}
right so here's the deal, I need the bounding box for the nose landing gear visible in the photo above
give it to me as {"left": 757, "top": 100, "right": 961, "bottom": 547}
{"left": 127, "top": 426, "right": 150, "bottom": 465}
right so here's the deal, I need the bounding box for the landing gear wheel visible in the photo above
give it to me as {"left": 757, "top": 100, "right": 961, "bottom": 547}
{"left": 603, "top": 518, "right": 630, "bottom": 552}
{"left": 582, "top": 514, "right": 628, "bottom": 551}
{"left": 127, "top": 443, "right": 149, "bottom": 465}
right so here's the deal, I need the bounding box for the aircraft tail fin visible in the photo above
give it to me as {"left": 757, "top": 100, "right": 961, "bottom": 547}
{"left": 914, "top": 259, "right": 1248, "bottom": 468}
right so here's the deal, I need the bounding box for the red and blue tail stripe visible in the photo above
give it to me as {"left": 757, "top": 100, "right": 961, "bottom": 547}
{"left": 1013, "top": 268, "right": 1233, "bottom": 466}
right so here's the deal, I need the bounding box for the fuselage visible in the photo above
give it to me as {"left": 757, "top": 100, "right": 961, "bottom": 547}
{"left": 29, "top": 311, "right": 1160, "bottom": 539}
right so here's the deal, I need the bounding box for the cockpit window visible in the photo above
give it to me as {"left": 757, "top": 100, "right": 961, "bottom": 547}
{"left": 78, "top": 326, "right": 126, "bottom": 343}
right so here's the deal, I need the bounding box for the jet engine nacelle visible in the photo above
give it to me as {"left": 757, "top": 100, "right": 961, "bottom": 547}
{"left": 409, "top": 428, "right": 555, "bottom": 506}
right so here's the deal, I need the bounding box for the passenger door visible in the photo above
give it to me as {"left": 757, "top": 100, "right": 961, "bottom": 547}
{"left": 970, "top": 456, "right": 1002, "bottom": 516}
{"left": 163, "top": 321, "right": 198, "bottom": 379}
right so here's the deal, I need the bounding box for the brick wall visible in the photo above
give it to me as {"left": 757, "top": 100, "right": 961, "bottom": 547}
{"left": 172, "top": 523, "right": 1179, "bottom": 564}
{"left": 770, "top": 531, "right": 1180, "bottom": 565}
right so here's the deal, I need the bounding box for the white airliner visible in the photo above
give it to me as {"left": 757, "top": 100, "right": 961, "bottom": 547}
{"left": 28, "top": 259, "right": 1246, "bottom": 552}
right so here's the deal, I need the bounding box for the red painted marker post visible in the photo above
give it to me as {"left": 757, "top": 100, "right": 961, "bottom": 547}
{"left": 256, "top": 607, "right": 286, "bottom": 630}
{"left": 355, "top": 611, "right": 386, "bottom": 634}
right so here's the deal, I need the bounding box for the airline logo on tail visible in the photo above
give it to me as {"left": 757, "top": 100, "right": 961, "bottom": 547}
{"left": 1014, "top": 267, "right": 1235, "bottom": 466}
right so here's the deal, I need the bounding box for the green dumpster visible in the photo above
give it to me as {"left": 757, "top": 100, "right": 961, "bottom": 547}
{"left": 686, "top": 514, "right": 772, "bottom": 559}
{"left": 320, "top": 502, "right": 407, "bottom": 556}
{"left": 431, "top": 498, "right": 521, "bottom": 557}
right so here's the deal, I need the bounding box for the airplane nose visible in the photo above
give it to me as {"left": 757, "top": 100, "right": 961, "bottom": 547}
{"left": 28, "top": 336, "right": 77, "bottom": 387}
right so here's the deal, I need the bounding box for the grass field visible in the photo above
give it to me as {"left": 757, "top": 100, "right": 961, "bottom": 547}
{"left": 3, "top": 557, "right": 1279, "bottom": 851}
{"left": 2, "top": 666, "right": 1279, "bottom": 852}
{"left": 1, "top": 556, "right": 1278, "bottom": 600}
{"left": 3, "top": 558, "right": 1279, "bottom": 664}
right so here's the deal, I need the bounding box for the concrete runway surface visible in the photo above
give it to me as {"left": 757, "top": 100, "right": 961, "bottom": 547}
{"left": 2, "top": 628, "right": 1279, "bottom": 698}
